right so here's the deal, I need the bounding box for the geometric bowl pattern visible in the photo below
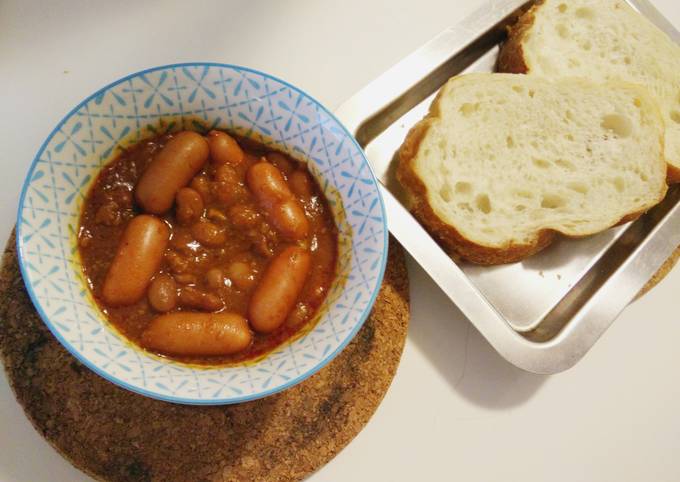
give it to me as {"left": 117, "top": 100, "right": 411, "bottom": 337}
{"left": 16, "top": 63, "right": 387, "bottom": 404}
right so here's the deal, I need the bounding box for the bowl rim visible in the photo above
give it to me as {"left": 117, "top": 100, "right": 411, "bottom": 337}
{"left": 15, "top": 62, "right": 388, "bottom": 405}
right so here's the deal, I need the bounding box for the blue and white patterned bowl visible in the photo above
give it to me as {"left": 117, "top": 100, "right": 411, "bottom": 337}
{"left": 16, "top": 63, "right": 387, "bottom": 404}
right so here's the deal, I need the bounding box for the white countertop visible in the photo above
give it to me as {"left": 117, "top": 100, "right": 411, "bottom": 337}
{"left": 1, "top": 1, "right": 680, "bottom": 481}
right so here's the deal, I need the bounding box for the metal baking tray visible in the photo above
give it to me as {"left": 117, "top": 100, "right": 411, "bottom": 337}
{"left": 336, "top": 0, "right": 680, "bottom": 373}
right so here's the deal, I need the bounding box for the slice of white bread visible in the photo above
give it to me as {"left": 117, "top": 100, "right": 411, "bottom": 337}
{"left": 497, "top": 0, "right": 680, "bottom": 182}
{"left": 397, "top": 73, "right": 667, "bottom": 264}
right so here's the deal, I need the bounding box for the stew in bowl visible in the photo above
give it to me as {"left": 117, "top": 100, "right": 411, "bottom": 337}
{"left": 79, "top": 130, "right": 338, "bottom": 364}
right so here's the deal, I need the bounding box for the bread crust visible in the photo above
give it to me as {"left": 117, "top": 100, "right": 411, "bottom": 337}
{"left": 496, "top": 0, "right": 543, "bottom": 74}
{"left": 667, "top": 164, "right": 680, "bottom": 183}
{"left": 396, "top": 77, "right": 666, "bottom": 265}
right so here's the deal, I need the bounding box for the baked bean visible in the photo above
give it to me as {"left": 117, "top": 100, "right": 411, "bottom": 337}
{"left": 135, "top": 131, "right": 209, "bottom": 214}
{"left": 190, "top": 175, "right": 212, "bottom": 203}
{"left": 248, "top": 246, "right": 311, "bottom": 333}
{"left": 141, "top": 312, "right": 252, "bottom": 356}
{"left": 102, "top": 215, "right": 170, "bottom": 306}
{"left": 148, "top": 274, "right": 177, "bottom": 312}
{"left": 175, "top": 187, "right": 204, "bottom": 225}
{"left": 266, "top": 152, "right": 294, "bottom": 176}
{"left": 207, "top": 130, "right": 244, "bottom": 166}
{"left": 191, "top": 219, "right": 226, "bottom": 247}
{"left": 206, "top": 207, "right": 227, "bottom": 223}
{"left": 174, "top": 273, "right": 198, "bottom": 285}
{"left": 229, "top": 204, "right": 261, "bottom": 228}
{"left": 288, "top": 170, "right": 313, "bottom": 200}
{"left": 213, "top": 180, "right": 247, "bottom": 206}
{"left": 179, "top": 286, "right": 224, "bottom": 311}
{"left": 205, "top": 267, "right": 225, "bottom": 290}
{"left": 170, "top": 231, "right": 197, "bottom": 255}
{"left": 213, "top": 164, "right": 244, "bottom": 207}
{"left": 247, "top": 163, "right": 310, "bottom": 240}
{"left": 227, "top": 261, "right": 257, "bottom": 290}
{"left": 165, "top": 250, "right": 191, "bottom": 274}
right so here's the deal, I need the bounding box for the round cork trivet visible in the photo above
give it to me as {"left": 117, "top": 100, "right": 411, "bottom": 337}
{"left": 0, "top": 233, "right": 409, "bottom": 482}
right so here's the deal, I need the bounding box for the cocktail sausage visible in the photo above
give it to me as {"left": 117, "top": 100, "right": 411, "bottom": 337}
{"left": 141, "top": 312, "right": 252, "bottom": 356}
{"left": 147, "top": 273, "right": 177, "bottom": 313}
{"left": 207, "top": 130, "right": 244, "bottom": 165}
{"left": 102, "top": 215, "right": 170, "bottom": 306}
{"left": 249, "top": 246, "right": 311, "bottom": 333}
{"left": 273, "top": 200, "right": 310, "bottom": 241}
{"left": 135, "top": 131, "right": 209, "bottom": 214}
{"left": 247, "top": 162, "right": 290, "bottom": 207}
{"left": 175, "top": 187, "right": 204, "bottom": 225}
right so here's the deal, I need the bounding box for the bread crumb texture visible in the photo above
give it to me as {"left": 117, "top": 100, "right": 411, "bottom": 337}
{"left": 398, "top": 73, "right": 667, "bottom": 264}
